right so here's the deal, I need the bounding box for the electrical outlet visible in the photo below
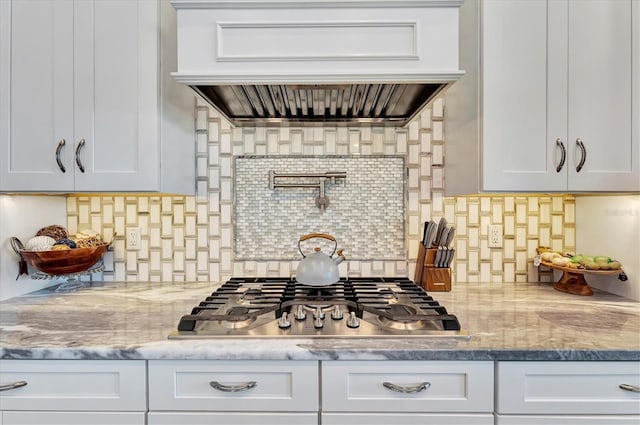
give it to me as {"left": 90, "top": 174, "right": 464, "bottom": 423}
{"left": 488, "top": 224, "right": 503, "bottom": 248}
{"left": 126, "top": 228, "right": 140, "bottom": 250}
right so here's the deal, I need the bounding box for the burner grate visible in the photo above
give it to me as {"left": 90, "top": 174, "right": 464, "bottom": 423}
{"left": 175, "top": 277, "right": 462, "bottom": 334}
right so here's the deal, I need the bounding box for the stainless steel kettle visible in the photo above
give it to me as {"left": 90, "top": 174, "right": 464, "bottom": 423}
{"left": 296, "top": 233, "right": 346, "bottom": 286}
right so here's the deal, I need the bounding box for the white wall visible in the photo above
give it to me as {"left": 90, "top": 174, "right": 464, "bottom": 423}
{"left": 576, "top": 195, "right": 640, "bottom": 301}
{"left": 0, "top": 195, "right": 67, "bottom": 300}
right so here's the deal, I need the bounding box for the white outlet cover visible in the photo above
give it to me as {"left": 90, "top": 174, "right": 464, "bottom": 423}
{"left": 489, "top": 224, "right": 503, "bottom": 248}
{"left": 126, "top": 228, "right": 140, "bottom": 250}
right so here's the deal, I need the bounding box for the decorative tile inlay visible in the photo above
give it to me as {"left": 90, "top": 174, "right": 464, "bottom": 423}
{"left": 234, "top": 156, "right": 405, "bottom": 260}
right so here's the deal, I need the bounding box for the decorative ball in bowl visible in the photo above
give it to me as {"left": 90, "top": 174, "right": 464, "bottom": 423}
{"left": 21, "top": 243, "right": 109, "bottom": 275}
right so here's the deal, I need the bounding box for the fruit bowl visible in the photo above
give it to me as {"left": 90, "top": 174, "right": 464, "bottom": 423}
{"left": 21, "top": 243, "right": 109, "bottom": 276}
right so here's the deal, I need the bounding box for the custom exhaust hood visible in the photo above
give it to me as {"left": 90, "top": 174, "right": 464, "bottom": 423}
{"left": 171, "top": 0, "right": 464, "bottom": 127}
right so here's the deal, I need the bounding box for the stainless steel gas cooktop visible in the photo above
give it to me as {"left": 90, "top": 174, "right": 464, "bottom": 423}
{"left": 169, "top": 277, "right": 468, "bottom": 339}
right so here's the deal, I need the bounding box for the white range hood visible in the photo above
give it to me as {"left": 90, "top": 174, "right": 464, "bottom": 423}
{"left": 171, "top": 0, "right": 464, "bottom": 126}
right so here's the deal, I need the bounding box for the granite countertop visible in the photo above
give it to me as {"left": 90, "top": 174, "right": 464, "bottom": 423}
{"left": 1, "top": 280, "right": 639, "bottom": 361}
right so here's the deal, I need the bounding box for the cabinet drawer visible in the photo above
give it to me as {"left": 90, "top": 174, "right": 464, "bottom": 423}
{"left": 322, "top": 361, "right": 494, "bottom": 413}
{"left": 497, "top": 361, "right": 640, "bottom": 414}
{"left": 148, "top": 360, "right": 318, "bottom": 412}
{"left": 323, "top": 413, "right": 494, "bottom": 424}
{"left": 495, "top": 414, "right": 640, "bottom": 425}
{"left": 0, "top": 360, "right": 146, "bottom": 411}
{"left": 148, "top": 412, "right": 317, "bottom": 425}
{"left": 1, "top": 411, "right": 145, "bottom": 425}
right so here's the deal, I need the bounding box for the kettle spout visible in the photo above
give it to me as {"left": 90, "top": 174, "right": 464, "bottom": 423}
{"left": 334, "top": 249, "right": 346, "bottom": 265}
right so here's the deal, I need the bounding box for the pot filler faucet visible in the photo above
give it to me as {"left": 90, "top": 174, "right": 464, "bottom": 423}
{"left": 268, "top": 170, "right": 347, "bottom": 211}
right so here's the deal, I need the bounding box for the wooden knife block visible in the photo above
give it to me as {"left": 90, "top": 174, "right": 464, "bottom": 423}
{"left": 414, "top": 244, "right": 452, "bottom": 292}
{"left": 423, "top": 267, "right": 452, "bottom": 291}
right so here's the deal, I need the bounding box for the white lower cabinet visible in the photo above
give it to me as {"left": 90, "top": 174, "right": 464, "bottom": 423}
{"left": 495, "top": 415, "right": 640, "bottom": 424}
{"left": 147, "top": 360, "right": 319, "bottom": 424}
{"left": 1, "top": 412, "right": 145, "bottom": 425}
{"left": 147, "top": 360, "right": 494, "bottom": 425}
{"left": 321, "top": 360, "right": 495, "bottom": 424}
{"left": 148, "top": 412, "right": 317, "bottom": 424}
{"left": 0, "top": 360, "right": 146, "bottom": 425}
{"left": 323, "top": 413, "right": 493, "bottom": 425}
{"left": 3, "top": 358, "right": 639, "bottom": 425}
{"left": 496, "top": 361, "right": 640, "bottom": 424}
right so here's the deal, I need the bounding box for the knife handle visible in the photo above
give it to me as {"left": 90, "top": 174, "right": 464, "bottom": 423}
{"left": 421, "top": 222, "right": 429, "bottom": 246}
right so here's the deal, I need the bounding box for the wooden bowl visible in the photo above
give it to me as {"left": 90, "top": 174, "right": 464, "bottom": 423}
{"left": 21, "top": 243, "right": 109, "bottom": 275}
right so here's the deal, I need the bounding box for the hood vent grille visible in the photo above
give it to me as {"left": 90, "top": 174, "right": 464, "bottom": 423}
{"left": 193, "top": 83, "right": 446, "bottom": 127}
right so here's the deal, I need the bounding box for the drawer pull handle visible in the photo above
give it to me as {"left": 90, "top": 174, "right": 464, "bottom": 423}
{"left": 382, "top": 381, "right": 430, "bottom": 394}
{"left": 619, "top": 384, "right": 640, "bottom": 393}
{"left": 210, "top": 380, "right": 257, "bottom": 392}
{"left": 0, "top": 380, "right": 28, "bottom": 392}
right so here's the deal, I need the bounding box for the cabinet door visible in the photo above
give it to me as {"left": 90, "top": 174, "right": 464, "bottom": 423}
{"left": 482, "top": 0, "right": 567, "bottom": 191}
{"left": 1, "top": 412, "right": 145, "bottom": 425}
{"left": 73, "top": 0, "right": 159, "bottom": 191}
{"left": 566, "top": 0, "right": 639, "bottom": 191}
{"left": 0, "top": 0, "right": 74, "bottom": 191}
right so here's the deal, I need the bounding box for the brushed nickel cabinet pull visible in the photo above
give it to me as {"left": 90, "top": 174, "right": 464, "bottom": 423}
{"left": 55, "top": 139, "right": 66, "bottom": 173}
{"left": 0, "top": 380, "right": 28, "bottom": 392}
{"left": 382, "top": 381, "right": 431, "bottom": 394}
{"left": 555, "top": 138, "right": 566, "bottom": 172}
{"left": 75, "top": 139, "right": 86, "bottom": 173}
{"left": 576, "top": 138, "right": 587, "bottom": 172}
{"left": 209, "top": 380, "right": 257, "bottom": 392}
{"left": 619, "top": 383, "right": 640, "bottom": 393}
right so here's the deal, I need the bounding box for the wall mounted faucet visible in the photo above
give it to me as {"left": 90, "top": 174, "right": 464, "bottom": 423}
{"left": 268, "top": 170, "right": 347, "bottom": 211}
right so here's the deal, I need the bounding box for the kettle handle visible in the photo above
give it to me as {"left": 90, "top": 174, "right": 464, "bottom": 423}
{"left": 298, "top": 233, "right": 337, "bottom": 257}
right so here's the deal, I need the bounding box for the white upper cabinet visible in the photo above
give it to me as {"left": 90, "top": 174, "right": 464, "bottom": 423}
{"left": 0, "top": 1, "right": 75, "bottom": 191}
{"left": 72, "top": 0, "right": 159, "bottom": 192}
{"left": 0, "top": 0, "right": 194, "bottom": 194}
{"left": 564, "top": 1, "right": 637, "bottom": 191}
{"left": 445, "top": 0, "right": 639, "bottom": 194}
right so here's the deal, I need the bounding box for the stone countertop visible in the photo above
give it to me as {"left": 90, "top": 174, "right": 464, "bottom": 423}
{"left": 0, "top": 280, "right": 638, "bottom": 361}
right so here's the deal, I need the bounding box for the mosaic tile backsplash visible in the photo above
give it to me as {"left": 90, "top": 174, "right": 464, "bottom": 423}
{"left": 234, "top": 156, "right": 405, "bottom": 260}
{"left": 66, "top": 97, "right": 576, "bottom": 283}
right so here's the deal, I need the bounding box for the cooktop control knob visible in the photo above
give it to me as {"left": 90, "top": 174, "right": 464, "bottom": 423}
{"left": 278, "top": 312, "right": 291, "bottom": 329}
{"left": 331, "top": 305, "right": 343, "bottom": 320}
{"left": 314, "top": 307, "right": 325, "bottom": 320}
{"left": 314, "top": 316, "right": 324, "bottom": 329}
{"left": 294, "top": 305, "right": 306, "bottom": 320}
{"left": 346, "top": 311, "right": 360, "bottom": 328}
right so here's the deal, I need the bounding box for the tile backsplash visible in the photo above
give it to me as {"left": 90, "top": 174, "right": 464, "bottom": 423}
{"left": 66, "top": 97, "right": 576, "bottom": 283}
